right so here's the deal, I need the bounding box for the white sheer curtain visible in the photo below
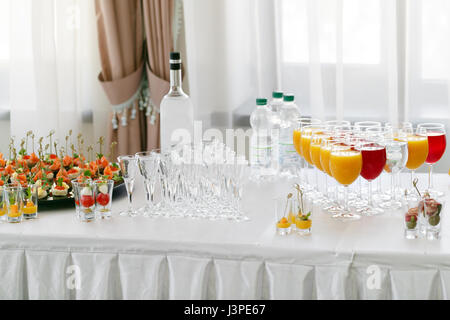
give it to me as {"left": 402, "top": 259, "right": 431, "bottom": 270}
{"left": 183, "top": 0, "right": 450, "bottom": 172}
{"left": 7, "top": 0, "right": 109, "bottom": 150}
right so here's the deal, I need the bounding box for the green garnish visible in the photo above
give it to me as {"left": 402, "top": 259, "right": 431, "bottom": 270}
{"left": 84, "top": 170, "right": 92, "bottom": 177}
{"left": 25, "top": 187, "right": 31, "bottom": 199}
{"left": 299, "top": 212, "right": 311, "bottom": 221}
{"left": 112, "top": 174, "right": 122, "bottom": 182}
{"left": 9, "top": 194, "right": 15, "bottom": 205}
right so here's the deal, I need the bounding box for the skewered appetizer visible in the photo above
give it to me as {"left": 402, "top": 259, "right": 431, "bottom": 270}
{"left": 0, "top": 132, "right": 121, "bottom": 200}
{"left": 51, "top": 178, "right": 70, "bottom": 197}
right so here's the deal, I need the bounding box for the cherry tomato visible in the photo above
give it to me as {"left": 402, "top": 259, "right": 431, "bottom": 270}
{"left": 80, "top": 195, "right": 95, "bottom": 208}
{"left": 96, "top": 193, "right": 110, "bottom": 206}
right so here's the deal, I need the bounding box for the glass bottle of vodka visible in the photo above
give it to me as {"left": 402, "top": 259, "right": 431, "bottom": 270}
{"left": 279, "top": 94, "right": 301, "bottom": 176}
{"left": 269, "top": 91, "right": 284, "bottom": 172}
{"left": 250, "top": 98, "right": 275, "bottom": 176}
{"left": 160, "top": 52, "right": 194, "bottom": 153}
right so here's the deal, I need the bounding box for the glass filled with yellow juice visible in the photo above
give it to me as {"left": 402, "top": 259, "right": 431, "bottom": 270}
{"left": 403, "top": 127, "right": 429, "bottom": 197}
{"left": 405, "top": 135, "right": 429, "bottom": 170}
{"left": 293, "top": 118, "right": 322, "bottom": 187}
{"left": 300, "top": 125, "right": 325, "bottom": 166}
{"left": 293, "top": 118, "right": 322, "bottom": 158}
{"left": 293, "top": 129, "right": 302, "bottom": 156}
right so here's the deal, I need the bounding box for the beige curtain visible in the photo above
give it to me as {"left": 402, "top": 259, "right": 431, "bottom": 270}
{"left": 143, "top": 0, "right": 174, "bottom": 151}
{"left": 95, "top": 0, "right": 145, "bottom": 159}
{"left": 95, "top": 0, "right": 175, "bottom": 156}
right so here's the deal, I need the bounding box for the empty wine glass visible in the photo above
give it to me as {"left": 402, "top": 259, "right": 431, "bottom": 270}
{"left": 160, "top": 151, "right": 183, "bottom": 218}
{"left": 379, "top": 139, "right": 408, "bottom": 210}
{"left": 117, "top": 155, "right": 138, "bottom": 217}
{"left": 136, "top": 151, "right": 160, "bottom": 217}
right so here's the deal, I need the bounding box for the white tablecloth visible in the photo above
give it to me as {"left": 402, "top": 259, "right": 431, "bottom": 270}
{"left": 0, "top": 173, "right": 449, "bottom": 300}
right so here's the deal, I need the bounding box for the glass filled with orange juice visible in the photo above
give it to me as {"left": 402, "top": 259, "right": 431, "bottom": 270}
{"left": 301, "top": 125, "right": 327, "bottom": 195}
{"left": 300, "top": 125, "right": 326, "bottom": 166}
{"left": 320, "top": 139, "right": 342, "bottom": 212}
{"left": 329, "top": 143, "right": 363, "bottom": 221}
{"left": 293, "top": 118, "right": 322, "bottom": 187}
{"left": 309, "top": 130, "right": 332, "bottom": 203}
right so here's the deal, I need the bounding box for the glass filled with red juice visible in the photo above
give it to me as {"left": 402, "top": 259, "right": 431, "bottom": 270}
{"left": 418, "top": 123, "right": 446, "bottom": 197}
{"left": 357, "top": 142, "right": 387, "bottom": 215}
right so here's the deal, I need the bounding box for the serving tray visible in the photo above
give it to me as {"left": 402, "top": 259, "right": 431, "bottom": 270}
{"left": 38, "top": 181, "right": 127, "bottom": 211}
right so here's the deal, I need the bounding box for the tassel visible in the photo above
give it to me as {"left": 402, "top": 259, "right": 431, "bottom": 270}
{"left": 120, "top": 110, "right": 128, "bottom": 127}
{"left": 112, "top": 111, "right": 118, "bottom": 130}
{"left": 130, "top": 104, "right": 137, "bottom": 120}
{"left": 150, "top": 112, "right": 156, "bottom": 125}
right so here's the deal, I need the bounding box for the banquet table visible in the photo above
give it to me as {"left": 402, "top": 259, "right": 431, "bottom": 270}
{"left": 0, "top": 173, "right": 449, "bottom": 300}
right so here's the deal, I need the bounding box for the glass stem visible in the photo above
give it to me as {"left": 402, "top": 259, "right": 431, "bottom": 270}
{"left": 150, "top": 183, "right": 155, "bottom": 205}
{"left": 128, "top": 191, "right": 133, "bottom": 212}
{"left": 315, "top": 169, "right": 319, "bottom": 192}
{"left": 410, "top": 170, "right": 415, "bottom": 192}
{"left": 390, "top": 173, "right": 395, "bottom": 202}
{"left": 377, "top": 174, "right": 381, "bottom": 196}
{"left": 428, "top": 164, "right": 433, "bottom": 191}
{"left": 335, "top": 183, "right": 339, "bottom": 204}
{"left": 343, "top": 186, "right": 349, "bottom": 212}
{"left": 368, "top": 180, "right": 373, "bottom": 207}
{"left": 358, "top": 177, "right": 362, "bottom": 199}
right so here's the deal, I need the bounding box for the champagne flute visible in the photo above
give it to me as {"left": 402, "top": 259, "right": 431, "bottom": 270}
{"left": 300, "top": 124, "right": 326, "bottom": 195}
{"left": 117, "top": 155, "right": 138, "bottom": 217}
{"left": 136, "top": 151, "right": 160, "bottom": 217}
{"left": 293, "top": 118, "right": 322, "bottom": 188}
{"left": 309, "top": 129, "right": 331, "bottom": 203}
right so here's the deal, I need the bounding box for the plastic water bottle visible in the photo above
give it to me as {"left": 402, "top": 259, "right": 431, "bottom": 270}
{"left": 279, "top": 94, "right": 301, "bottom": 175}
{"left": 269, "top": 91, "right": 283, "bottom": 172}
{"left": 250, "top": 98, "right": 275, "bottom": 176}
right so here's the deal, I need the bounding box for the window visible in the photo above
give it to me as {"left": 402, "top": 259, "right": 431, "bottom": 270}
{"left": 0, "top": 0, "right": 10, "bottom": 114}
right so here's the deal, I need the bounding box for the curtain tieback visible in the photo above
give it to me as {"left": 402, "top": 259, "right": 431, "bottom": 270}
{"left": 98, "top": 62, "right": 149, "bottom": 129}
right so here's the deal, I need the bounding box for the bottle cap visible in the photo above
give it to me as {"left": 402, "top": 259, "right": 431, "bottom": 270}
{"left": 283, "top": 94, "right": 294, "bottom": 102}
{"left": 256, "top": 98, "right": 268, "bottom": 106}
{"left": 170, "top": 52, "right": 181, "bottom": 70}
{"left": 170, "top": 52, "right": 181, "bottom": 60}
{"left": 272, "top": 91, "right": 283, "bottom": 99}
